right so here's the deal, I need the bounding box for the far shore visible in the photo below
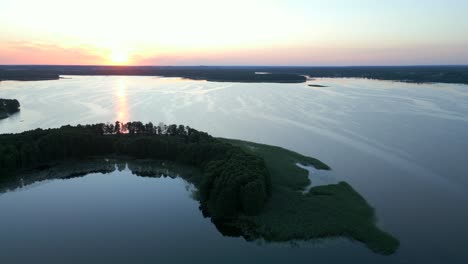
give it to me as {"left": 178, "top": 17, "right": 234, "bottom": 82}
{"left": 1, "top": 65, "right": 467, "bottom": 84}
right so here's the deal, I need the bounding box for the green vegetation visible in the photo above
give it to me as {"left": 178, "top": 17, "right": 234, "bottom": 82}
{"left": 0, "top": 123, "right": 398, "bottom": 255}
{"left": 263, "top": 65, "right": 468, "bottom": 84}
{"left": 0, "top": 122, "right": 270, "bottom": 218}
{"left": 221, "top": 139, "right": 329, "bottom": 190}
{"left": 0, "top": 66, "right": 305, "bottom": 83}
{"left": 223, "top": 139, "right": 399, "bottom": 255}
{"left": 2, "top": 65, "right": 468, "bottom": 84}
{"left": 0, "top": 98, "right": 20, "bottom": 119}
{"left": 0, "top": 68, "right": 59, "bottom": 81}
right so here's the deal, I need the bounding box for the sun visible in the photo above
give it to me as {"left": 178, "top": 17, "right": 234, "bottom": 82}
{"left": 109, "top": 49, "right": 129, "bottom": 65}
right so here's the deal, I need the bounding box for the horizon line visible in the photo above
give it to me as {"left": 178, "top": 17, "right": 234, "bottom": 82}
{"left": 1, "top": 64, "right": 468, "bottom": 67}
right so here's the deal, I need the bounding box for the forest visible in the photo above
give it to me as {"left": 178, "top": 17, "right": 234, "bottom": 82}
{"left": 0, "top": 122, "right": 270, "bottom": 218}
{"left": 0, "top": 66, "right": 305, "bottom": 83}
{"left": 2, "top": 65, "right": 467, "bottom": 84}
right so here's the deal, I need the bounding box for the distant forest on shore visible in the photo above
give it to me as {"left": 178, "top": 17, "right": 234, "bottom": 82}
{"left": 1, "top": 65, "right": 467, "bottom": 84}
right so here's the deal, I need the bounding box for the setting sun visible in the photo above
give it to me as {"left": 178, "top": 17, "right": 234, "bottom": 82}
{"left": 109, "top": 49, "right": 129, "bottom": 65}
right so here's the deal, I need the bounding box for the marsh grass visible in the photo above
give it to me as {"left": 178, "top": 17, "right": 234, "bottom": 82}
{"left": 221, "top": 139, "right": 330, "bottom": 190}
{"left": 223, "top": 138, "right": 399, "bottom": 255}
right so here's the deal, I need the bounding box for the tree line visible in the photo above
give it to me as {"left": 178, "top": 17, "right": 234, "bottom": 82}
{"left": 0, "top": 122, "right": 271, "bottom": 218}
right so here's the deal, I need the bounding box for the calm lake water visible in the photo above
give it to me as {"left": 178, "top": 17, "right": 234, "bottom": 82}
{"left": 1, "top": 76, "right": 468, "bottom": 263}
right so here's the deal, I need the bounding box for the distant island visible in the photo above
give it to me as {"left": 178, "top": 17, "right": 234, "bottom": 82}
{"left": 1, "top": 65, "right": 467, "bottom": 84}
{"left": 308, "top": 84, "right": 328, "bottom": 87}
{"left": 0, "top": 98, "right": 20, "bottom": 119}
{"left": 0, "top": 121, "right": 398, "bottom": 254}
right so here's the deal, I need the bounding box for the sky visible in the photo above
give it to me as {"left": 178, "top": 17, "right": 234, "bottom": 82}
{"left": 0, "top": 0, "right": 467, "bottom": 66}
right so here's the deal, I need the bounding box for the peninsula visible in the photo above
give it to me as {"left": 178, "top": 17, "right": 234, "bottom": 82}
{"left": 0, "top": 122, "right": 398, "bottom": 254}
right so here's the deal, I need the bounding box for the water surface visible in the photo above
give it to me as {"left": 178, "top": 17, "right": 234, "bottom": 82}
{"left": 1, "top": 76, "right": 467, "bottom": 263}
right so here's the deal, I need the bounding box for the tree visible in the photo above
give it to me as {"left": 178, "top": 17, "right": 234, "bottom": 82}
{"left": 177, "top": 125, "right": 186, "bottom": 137}
{"left": 104, "top": 123, "right": 115, "bottom": 134}
{"left": 167, "top": 124, "right": 177, "bottom": 136}
{"left": 145, "top": 122, "right": 154, "bottom": 134}
{"left": 115, "top": 121, "right": 121, "bottom": 134}
{"left": 241, "top": 180, "right": 267, "bottom": 215}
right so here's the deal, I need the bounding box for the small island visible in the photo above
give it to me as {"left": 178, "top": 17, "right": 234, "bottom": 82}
{"left": 308, "top": 84, "right": 329, "bottom": 87}
{"left": 0, "top": 122, "right": 398, "bottom": 254}
{"left": 0, "top": 98, "right": 20, "bottom": 119}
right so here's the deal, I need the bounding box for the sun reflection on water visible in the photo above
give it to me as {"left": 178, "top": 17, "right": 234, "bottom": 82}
{"left": 115, "top": 79, "right": 129, "bottom": 124}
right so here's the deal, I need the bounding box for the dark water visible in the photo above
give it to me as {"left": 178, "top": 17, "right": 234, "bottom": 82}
{"left": 0, "top": 163, "right": 376, "bottom": 264}
{"left": 1, "top": 76, "right": 468, "bottom": 263}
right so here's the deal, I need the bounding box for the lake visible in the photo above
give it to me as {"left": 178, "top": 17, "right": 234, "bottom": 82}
{"left": 1, "top": 76, "right": 468, "bottom": 263}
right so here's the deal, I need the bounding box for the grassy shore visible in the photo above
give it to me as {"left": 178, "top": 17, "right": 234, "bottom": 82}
{"left": 223, "top": 139, "right": 399, "bottom": 255}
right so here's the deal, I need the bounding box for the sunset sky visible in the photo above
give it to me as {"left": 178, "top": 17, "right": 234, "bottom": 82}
{"left": 1, "top": 0, "right": 467, "bottom": 66}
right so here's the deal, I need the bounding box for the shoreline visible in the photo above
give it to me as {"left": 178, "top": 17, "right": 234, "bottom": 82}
{"left": 1, "top": 65, "right": 467, "bottom": 84}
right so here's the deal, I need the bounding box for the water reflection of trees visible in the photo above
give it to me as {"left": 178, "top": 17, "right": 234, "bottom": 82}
{"left": 0, "top": 158, "right": 250, "bottom": 241}
{"left": 0, "top": 159, "right": 200, "bottom": 194}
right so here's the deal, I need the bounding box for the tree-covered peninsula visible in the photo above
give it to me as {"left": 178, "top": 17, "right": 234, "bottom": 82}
{"left": 0, "top": 122, "right": 398, "bottom": 254}
{"left": 0, "top": 122, "right": 270, "bottom": 218}
{"left": 0, "top": 98, "right": 20, "bottom": 119}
